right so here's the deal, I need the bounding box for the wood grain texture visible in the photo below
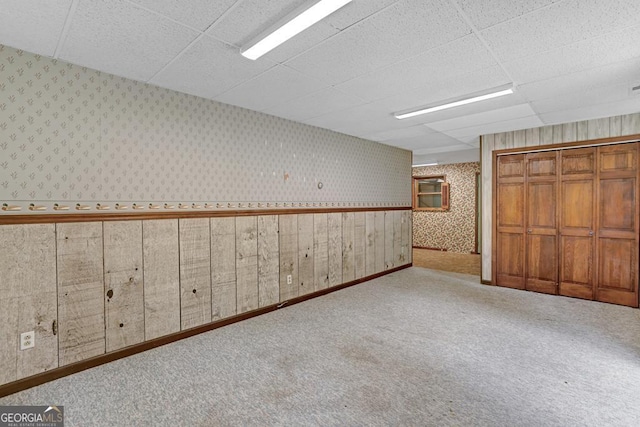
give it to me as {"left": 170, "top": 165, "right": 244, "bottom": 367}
{"left": 279, "top": 214, "right": 299, "bottom": 301}
{"left": 313, "top": 213, "right": 329, "bottom": 291}
{"left": 401, "top": 211, "right": 411, "bottom": 265}
{"left": 577, "top": 120, "right": 589, "bottom": 141}
{"left": 540, "top": 125, "right": 554, "bottom": 145}
{"left": 104, "top": 221, "right": 144, "bottom": 352}
{"left": 365, "top": 212, "right": 376, "bottom": 276}
{"left": 588, "top": 118, "right": 610, "bottom": 139}
{"left": 0, "top": 224, "right": 57, "bottom": 385}
{"left": 393, "top": 211, "right": 403, "bottom": 267}
{"left": 57, "top": 222, "right": 105, "bottom": 366}
{"left": 211, "top": 217, "right": 237, "bottom": 320}
{"left": 179, "top": 218, "right": 212, "bottom": 330}
{"left": 384, "top": 211, "right": 395, "bottom": 270}
{"left": 298, "top": 214, "right": 314, "bottom": 296}
{"left": 354, "top": 212, "right": 366, "bottom": 279}
{"left": 481, "top": 134, "right": 495, "bottom": 281}
{"left": 525, "top": 128, "right": 540, "bottom": 146}
{"left": 258, "top": 215, "right": 279, "bottom": 307}
{"left": 142, "top": 219, "right": 180, "bottom": 341}
{"left": 374, "top": 211, "right": 386, "bottom": 273}
{"left": 562, "top": 122, "right": 578, "bottom": 142}
{"left": 328, "top": 212, "right": 343, "bottom": 287}
{"left": 621, "top": 113, "right": 640, "bottom": 135}
{"left": 342, "top": 212, "right": 355, "bottom": 283}
{"left": 236, "top": 216, "right": 259, "bottom": 313}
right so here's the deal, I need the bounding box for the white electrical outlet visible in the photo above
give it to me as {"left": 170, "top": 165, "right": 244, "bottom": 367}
{"left": 20, "top": 331, "right": 35, "bottom": 350}
{"left": 287, "top": 275, "right": 292, "bottom": 285}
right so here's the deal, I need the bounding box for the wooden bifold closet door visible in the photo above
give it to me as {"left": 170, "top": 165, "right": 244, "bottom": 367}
{"left": 495, "top": 142, "right": 639, "bottom": 308}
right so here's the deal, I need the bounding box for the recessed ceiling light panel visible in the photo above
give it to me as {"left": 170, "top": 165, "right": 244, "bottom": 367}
{"left": 241, "top": 0, "right": 353, "bottom": 60}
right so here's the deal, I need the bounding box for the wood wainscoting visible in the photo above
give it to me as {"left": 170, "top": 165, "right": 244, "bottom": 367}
{"left": 0, "top": 207, "right": 412, "bottom": 397}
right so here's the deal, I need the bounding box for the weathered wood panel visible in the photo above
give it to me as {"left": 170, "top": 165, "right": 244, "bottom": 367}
{"left": 143, "top": 219, "right": 180, "bottom": 341}
{"left": 401, "top": 211, "right": 411, "bottom": 265}
{"left": 211, "top": 217, "right": 237, "bottom": 320}
{"left": 393, "top": 211, "right": 403, "bottom": 267}
{"left": 342, "top": 212, "right": 355, "bottom": 283}
{"left": 258, "top": 215, "right": 279, "bottom": 307}
{"left": 481, "top": 134, "right": 495, "bottom": 281}
{"left": 179, "top": 218, "right": 211, "bottom": 330}
{"left": 525, "top": 128, "right": 540, "bottom": 146}
{"left": 374, "top": 211, "right": 386, "bottom": 273}
{"left": 552, "top": 124, "right": 564, "bottom": 143}
{"left": 354, "top": 212, "right": 366, "bottom": 279}
{"left": 540, "top": 125, "right": 554, "bottom": 145}
{"left": 313, "top": 213, "right": 329, "bottom": 291}
{"left": 621, "top": 113, "right": 640, "bottom": 135}
{"left": 384, "top": 211, "right": 395, "bottom": 270}
{"left": 236, "top": 216, "right": 259, "bottom": 313}
{"left": 0, "top": 224, "right": 57, "bottom": 384}
{"left": 57, "top": 222, "right": 105, "bottom": 366}
{"left": 328, "top": 213, "right": 343, "bottom": 286}
{"left": 562, "top": 122, "right": 578, "bottom": 142}
{"left": 577, "top": 120, "right": 589, "bottom": 141}
{"left": 104, "top": 221, "right": 144, "bottom": 352}
{"left": 279, "top": 214, "right": 298, "bottom": 301}
{"left": 298, "top": 214, "right": 314, "bottom": 296}
{"left": 365, "top": 212, "right": 376, "bottom": 276}
{"left": 588, "top": 117, "right": 610, "bottom": 139}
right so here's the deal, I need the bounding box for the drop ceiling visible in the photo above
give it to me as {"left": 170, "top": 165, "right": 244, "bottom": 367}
{"left": 1, "top": 0, "right": 639, "bottom": 164}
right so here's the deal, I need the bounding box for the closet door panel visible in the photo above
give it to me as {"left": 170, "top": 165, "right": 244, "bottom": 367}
{"left": 559, "top": 148, "right": 596, "bottom": 300}
{"left": 596, "top": 143, "right": 638, "bottom": 307}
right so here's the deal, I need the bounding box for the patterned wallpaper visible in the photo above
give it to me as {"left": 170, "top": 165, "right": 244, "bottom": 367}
{"left": 0, "top": 44, "right": 411, "bottom": 214}
{"left": 412, "top": 162, "right": 480, "bottom": 254}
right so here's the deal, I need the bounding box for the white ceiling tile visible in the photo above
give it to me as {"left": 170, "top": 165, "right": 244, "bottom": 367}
{"left": 365, "top": 125, "right": 437, "bottom": 142}
{"left": 413, "top": 143, "right": 478, "bottom": 155}
{"left": 455, "top": 0, "right": 562, "bottom": 30}
{"left": 151, "top": 36, "right": 276, "bottom": 99}
{"left": 438, "top": 115, "right": 545, "bottom": 139}
{"left": 263, "top": 88, "right": 365, "bottom": 122}
{"left": 539, "top": 98, "right": 640, "bottom": 125}
{"left": 59, "top": 0, "right": 199, "bottom": 82}
{"left": 505, "top": 24, "right": 640, "bottom": 86}
{"left": 216, "top": 65, "right": 327, "bottom": 112}
{"left": 0, "top": 0, "right": 73, "bottom": 57}
{"left": 361, "top": 65, "right": 512, "bottom": 118}
{"left": 128, "top": 0, "right": 237, "bottom": 31}
{"left": 286, "top": 0, "right": 472, "bottom": 85}
{"left": 335, "top": 35, "right": 499, "bottom": 102}
{"left": 518, "top": 57, "right": 640, "bottom": 103}
{"left": 530, "top": 82, "right": 632, "bottom": 115}
{"left": 390, "top": 133, "right": 463, "bottom": 151}
{"left": 323, "top": 0, "right": 399, "bottom": 30}
{"left": 208, "top": 0, "right": 307, "bottom": 46}
{"left": 427, "top": 104, "right": 538, "bottom": 132}
{"left": 481, "top": 0, "right": 640, "bottom": 62}
{"left": 413, "top": 148, "right": 479, "bottom": 165}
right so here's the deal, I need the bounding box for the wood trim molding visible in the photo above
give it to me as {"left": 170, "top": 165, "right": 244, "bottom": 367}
{"left": 493, "top": 134, "right": 640, "bottom": 156}
{"left": 0, "top": 206, "right": 412, "bottom": 225}
{"left": 0, "top": 263, "right": 412, "bottom": 398}
{"left": 481, "top": 280, "right": 493, "bottom": 286}
{"left": 412, "top": 246, "right": 447, "bottom": 251}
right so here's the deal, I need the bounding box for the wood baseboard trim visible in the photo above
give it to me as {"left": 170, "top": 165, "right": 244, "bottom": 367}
{"left": 0, "top": 263, "right": 412, "bottom": 398}
{"left": 481, "top": 280, "right": 493, "bottom": 285}
{"left": 412, "top": 246, "right": 447, "bottom": 251}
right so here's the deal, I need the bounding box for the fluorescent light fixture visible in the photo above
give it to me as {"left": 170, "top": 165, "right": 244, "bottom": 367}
{"left": 395, "top": 87, "right": 514, "bottom": 120}
{"left": 412, "top": 162, "right": 438, "bottom": 167}
{"left": 241, "top": 0, "right": 353, "bottom": 60}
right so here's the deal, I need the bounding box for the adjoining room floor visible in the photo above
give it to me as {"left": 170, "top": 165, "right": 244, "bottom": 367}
{"left": 2, "top": 267, "right": 640, "bottom": 426}
{"left": 412, "top": 248, "right": 481, "bottom": 276}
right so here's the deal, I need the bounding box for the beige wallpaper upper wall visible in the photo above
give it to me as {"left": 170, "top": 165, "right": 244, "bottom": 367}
{"left": 0, "top": 45, "right": 411, "bottom": 211}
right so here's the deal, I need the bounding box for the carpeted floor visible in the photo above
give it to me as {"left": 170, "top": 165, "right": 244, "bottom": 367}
{"left": 2, "top": 267, "right": 640, "bottom": 426}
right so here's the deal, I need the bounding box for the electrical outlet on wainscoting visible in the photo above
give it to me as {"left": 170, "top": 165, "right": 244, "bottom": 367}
{"left": 287, "top": 275, "right": 292, "bottom": 285}
{"left": 20, "top": 331, "right": 34, "bottom": 350}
